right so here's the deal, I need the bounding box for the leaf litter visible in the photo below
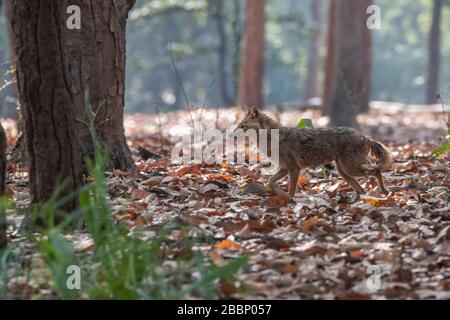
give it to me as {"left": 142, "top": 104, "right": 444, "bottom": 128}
{"left": 1, "top": 104, "right": 449, "bottom": 299}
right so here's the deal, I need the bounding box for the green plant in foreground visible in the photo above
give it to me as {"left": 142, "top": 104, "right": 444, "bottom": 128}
{"left": 35, "top": 136, "right": 248, "bottom": 299}
{"left": 432, "top": 121, "right": 449, "bottom": 158}
{"left": 433, "top": 139, "right": 450, "bottom": 158}
{"left": 432, "top": 94, "right": 450, "bottom": 158}
{"left": 0, "top": 247, "right": 10, "bottom": 299}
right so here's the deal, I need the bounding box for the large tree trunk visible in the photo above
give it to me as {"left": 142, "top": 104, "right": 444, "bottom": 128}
{"left": 11, "top": 1, "right": 84, "bottom": 212}
{"left": 326, "top": 0, "right": 372, "bottom": 128}
{"left": 66, "top": 0, "right": 135, "bottom": 170}
{"left": 10, "top": 1, "right": 136, "bottom": 170}
{"left": 426, "top": 0, "right": 442, "bottom": 105}
{"left": 304, "top": 0, "right": 322, "bottom": 101}
{"left": 238, "top": 0, "right": 266, "bottom": 109}
{"left": 0, "top": 125, "right": 6, "bottom": 248}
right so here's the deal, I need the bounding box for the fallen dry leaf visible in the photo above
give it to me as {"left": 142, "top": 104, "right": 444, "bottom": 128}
{"left": 215, "top": 239, "right": 241, "bottom": 251}
{"left": 131, "top": 189, "right": 151, "bottom": 200}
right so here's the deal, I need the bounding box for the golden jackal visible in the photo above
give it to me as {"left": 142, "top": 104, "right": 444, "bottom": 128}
{"left": 236, "top": 107, "right": 393, "bottom": 200}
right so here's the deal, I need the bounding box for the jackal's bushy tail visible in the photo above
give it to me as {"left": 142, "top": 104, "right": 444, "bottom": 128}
{"left": 368, "top": 139, "right": 393, "bottom": 171}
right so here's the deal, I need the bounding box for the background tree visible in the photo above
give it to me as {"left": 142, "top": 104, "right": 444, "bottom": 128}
{"left": 0, "top": 1, "right": 8, "bottom": 248}
{"left": 303, "top": 0, "right": 322, "bottom": 101}
{"left": 25, "top": 0, "right": 444, "bottom": 113}
{"left": 0, "top": 125, "right": 6, "bottom": 248}
{"left": 426, "top": 0, "right": 443, "bottom": 104}
{"left": 238, "top": 0, "right": 266, "bottom": 109}
{"left": 211, "top": 0, "right": 234, "bottom": 106}
{"left": 11, "top": 0, "right": 84, "bottom": 212}
{"left": 324, "top": 0, "right": 373, "bottom": 128}
{"left": 361, "top": 1, "right": 372, "bottom": 114}
{"left": 231, "top": 0, "right": 243, "bottom": 104}
{"left": 1, "top": 0, "right": 18, "bottom": 118}
{"left": 322, "top": 0, "right": 336, "bottom": 116}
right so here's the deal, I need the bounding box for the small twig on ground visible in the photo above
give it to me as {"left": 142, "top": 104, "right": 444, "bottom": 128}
{"left": 154, "top": 104, "right": 164, "bottom": 153}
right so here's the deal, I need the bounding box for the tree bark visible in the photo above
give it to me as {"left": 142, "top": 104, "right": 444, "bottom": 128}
{"left": 0, "top": 125, "right": 6, "bottom": 248}
{"left": 66, "top": 0, "right": 135, "bottom": 170}
{"left": 11, "top": 0, "right": 84, "bottom": 212}
{"left": 304, "top": 0, "right": 322, "bottom": 101}
{"left": 238, "top": 0, "right": 266, "bottom": 109}
{"left": 326, "top": 0, "right": 372, "bottom": 128}
{"left": 426, "top": 0, "right": 442, "bottom": 105}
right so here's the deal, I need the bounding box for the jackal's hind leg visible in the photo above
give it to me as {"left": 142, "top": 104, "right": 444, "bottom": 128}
{"left": 375, "top": 170, "right": 390, "bottom": 195}
{"left": 336, "top": 162, "right": 365, "bottom": 201}
{"left": 269, "top": 168, "right": 288, "bottom": 187}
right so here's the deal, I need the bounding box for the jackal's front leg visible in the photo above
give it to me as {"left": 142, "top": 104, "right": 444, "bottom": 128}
{"left": 288, "top": 168, "right": 300, "bottom": 198}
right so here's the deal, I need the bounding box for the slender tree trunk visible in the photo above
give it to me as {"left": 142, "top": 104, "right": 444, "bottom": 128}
{"left": 0, "top": 125, "right": 6, "bottom": 248}
{"left": 322, "top": 0, "right": 336, "bottom": 116}
{"left": 426, "top": 0, "right": 442, "bottom": 104}
{"left": 4, "top": 0, "right": 25, "bottom": 165}
{"left": 3, "top": 0, "right": 19, "bottom": 118}
{"left": 326, "top": 0, "right": 372, "bottom": 128}
{"left": 213, "top": 0, "right": 234, "bottom": 106}
{"left": 11, "top": 1, "right": 84, "bottom": 212}
{"left": 304, "top": 0, "right": 322, "bottom": 101}
{"left": 3, "top": 0, "right": 15, "bottom": 75}
{"left": 360, "top": 0, "right": 372, "bottom": 114}
{"left": 231, "top": 0, "right": 242, "bottom": 103}
{"left": 66, "top": 0, "right": 135, "bottom": 170}
{"left": 238, "top": 0, "right": 266, "bottom": 109}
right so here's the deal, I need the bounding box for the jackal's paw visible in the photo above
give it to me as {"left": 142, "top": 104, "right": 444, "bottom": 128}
{"left": 381, "top": 187, "right": 391, "bottom": 196}
{"left": 266, "top": 184, "right": 292, "bottom": 203}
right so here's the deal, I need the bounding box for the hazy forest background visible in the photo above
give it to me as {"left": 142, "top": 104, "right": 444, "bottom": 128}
{"left": 1, "top": 0, "right": 450, "bottom": 115}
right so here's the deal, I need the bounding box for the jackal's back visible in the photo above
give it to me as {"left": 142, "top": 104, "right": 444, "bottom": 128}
{"left": 279, "top": 127, "right": 367, "bottom": 168}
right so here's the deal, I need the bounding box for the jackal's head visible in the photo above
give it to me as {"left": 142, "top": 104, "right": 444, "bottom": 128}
{"left": 235, "top": 107, "right": 281, "bottom": 131}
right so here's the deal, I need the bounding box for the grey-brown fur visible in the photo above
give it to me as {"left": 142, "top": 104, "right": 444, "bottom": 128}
{"left": 236, "top": 107, "right": 393, "bottom": 200}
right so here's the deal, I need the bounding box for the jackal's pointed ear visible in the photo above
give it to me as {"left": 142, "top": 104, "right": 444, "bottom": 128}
{"left": 249, "top": 106, "right": 259, "bottom": 119}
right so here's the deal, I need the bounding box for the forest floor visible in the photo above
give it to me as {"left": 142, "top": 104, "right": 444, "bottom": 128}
{"left": 1, "top": 103, "right": 449, "bottom": 300}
